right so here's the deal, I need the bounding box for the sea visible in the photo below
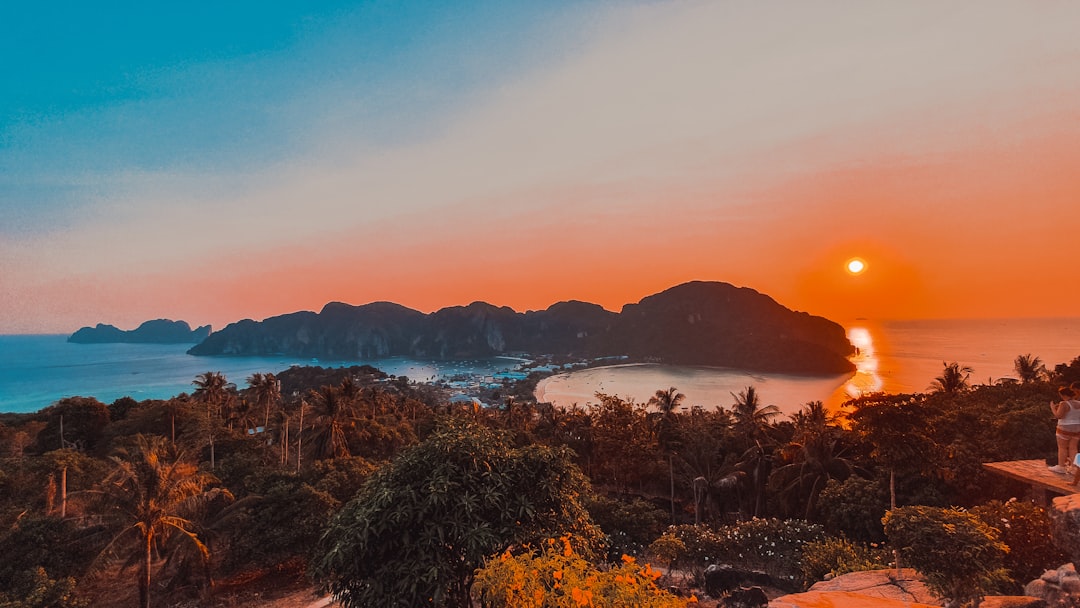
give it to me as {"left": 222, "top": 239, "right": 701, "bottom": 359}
{"left": 0, "top": 336, "right": 523, "bottom": 414}
{"left": 1, "top": 318, "right": 1078, "bottom": 416}
{"left": 536, "top": 318, "right": 1080, "bottom": 415}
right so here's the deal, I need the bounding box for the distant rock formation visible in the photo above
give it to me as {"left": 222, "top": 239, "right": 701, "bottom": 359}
{"left": 68, "top": 319, "right": 211, "bottom": 344}
{"left": 188, "top": 281, "right": 855, "bottom": 374}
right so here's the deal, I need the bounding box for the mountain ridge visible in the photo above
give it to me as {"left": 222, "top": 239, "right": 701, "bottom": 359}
{"left": 187, "top": 281, "right": 855, "bottom": 374}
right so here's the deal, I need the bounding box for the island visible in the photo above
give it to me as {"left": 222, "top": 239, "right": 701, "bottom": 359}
{"left": 189, "top": 281, "right": 854, "bottom": 374}
{"left": 68, "top": 319, "right": 212, "bottom": 344}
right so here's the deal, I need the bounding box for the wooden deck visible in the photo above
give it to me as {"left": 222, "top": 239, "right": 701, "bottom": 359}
{"left": 982, "top": 459, "right": 1079, "bottom": 500}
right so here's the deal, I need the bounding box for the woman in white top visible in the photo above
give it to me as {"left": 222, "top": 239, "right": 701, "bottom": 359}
{"left": 1050, "top": 384, "right": 1080, "bottom": 474}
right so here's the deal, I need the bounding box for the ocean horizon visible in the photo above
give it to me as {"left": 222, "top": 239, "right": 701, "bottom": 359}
{"left": 2, "top": 317, "right": 1079, "bottom": 415}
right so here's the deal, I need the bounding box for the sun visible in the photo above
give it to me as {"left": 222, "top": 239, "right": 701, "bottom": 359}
{"left": 846, "top": 258, "right": 867, "bottom": 275}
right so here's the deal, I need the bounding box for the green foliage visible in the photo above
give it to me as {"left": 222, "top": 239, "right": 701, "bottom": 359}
{"left": 970, "top": 499, "right": 1067, "bottom": 589}
{"left": 0, "top": 515, "right": 98, "bottom": 587}
{"left": 584, "top": 494, "right": 668, "bottom": 561}
{"left": 309, "top": 455, "right": 377, "bottom": 503}
{"left": 311, "top": 419, "right": 602, "bottom": 608}
{"left": 816, "top": 477, "right": 888, "bottom": 543}
{"left": 799, "top": 536, "right": 889, "bottom": 588}
{"left": 33, "top": 397, "right": 111, "bottom": 454}
{"left": 474, "top": 537, "right": 692, "bottom": 608}
{"left": 222, "top": 476, "right": 338, "bottom": 572}
{"left": 647, "top": 525, "right": 724, "bottom": 582}
{"left": 883, "top": 505, "right": 1011, "bottom": 607}
{"left": 711, "top": 518, "right": 828, "bottom": 587}
{"left": 648, "top": 519, "right": 826, "bottom": 587}
{"left": 0, "top": 567, "right": 86, "bottom": 608}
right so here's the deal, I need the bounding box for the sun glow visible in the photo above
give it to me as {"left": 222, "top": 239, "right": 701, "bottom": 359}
{"left": 846, "top": 258, "right": 866, "bottom": 274}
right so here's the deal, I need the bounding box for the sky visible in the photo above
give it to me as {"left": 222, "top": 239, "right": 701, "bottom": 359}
{"left": 3, "top": 1, "right": 1080, "bottom": 334}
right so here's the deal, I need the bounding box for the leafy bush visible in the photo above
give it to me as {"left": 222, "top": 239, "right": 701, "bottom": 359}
{"left": 221, "top": 478, "right": 338, "bottom": 572}
{"left": 970, "top": 499, "right": 1067, "bottom": 589}
{"left": 712, "top": 518, "right": 827, "bottom": 587}
{"left": 311, "top": 419, "right": 602, "bottom": 608}
{"left": 648, "top": 519, "right": 826, "bottom": 588}
{"left": 0, "top": 567, "right": 86, "bottom": 608}
{"left": 585, "top": 495, "right": 668, "bottom": 561}
{"left": 799, "top": 536, "right": 889, "bottom": 588}
{"left": 883, "top": 505, "right": 1010, "bottom": 607}
{"left": 474, "top": 537, "right": 693, "bottom": 608}
{"left": 817, "top": 477, "right": 888, "bottom": 543}
{"left": 647, "top": 525, "right": 725, "bottom": 583}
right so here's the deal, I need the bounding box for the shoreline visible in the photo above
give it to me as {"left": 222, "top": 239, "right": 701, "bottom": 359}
{"left": 534, "top": 362, "right": 853, "bottom": 415}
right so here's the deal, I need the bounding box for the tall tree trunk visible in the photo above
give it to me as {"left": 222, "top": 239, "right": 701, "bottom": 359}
{"left": 669, "top": 454, "right": 676, "bottom": 524}
{"left": 891, "top": 468, "right": 900, "bottom": 579}
{"left": 60, "top": 466, "right": 67, "bottom": 518}
{"left": 296, "top": 403, "right": 304, "bottom": 473}
{"left": 141, "top": 533, "right": 152, "bottom": 608}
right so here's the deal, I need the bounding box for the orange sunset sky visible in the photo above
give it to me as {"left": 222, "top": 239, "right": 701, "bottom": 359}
{"left": 2, "top": 1, "right": 1079, "bottom": 334}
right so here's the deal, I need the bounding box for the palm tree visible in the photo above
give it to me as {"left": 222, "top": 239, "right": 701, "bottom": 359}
{"left": 306, "top": 385, "right": 357, "bottom": 460}
{"left": 729, "top": 386, "right": 780, "bottom": 518}
{"left": 1014, "top": 354, "right": 1046, "bottom": 384}
{"left": 730, "top": 386, "right": 780, "bottom": 444}
{"left": 192, "top": 372, "right": 231, "bottom": 469}
{"left": 87, "top": 435, "right": 231, "bottom": 608}
{"left": 649, "top": 387, "right": 685, "bottom": 523}
{"left": 774, "top": 403, "right": 853, "bottom": 519}
{"left": 929, "top": 361, "right": 974, "bottom": 394}
{"left": 790, "top": 401, "right": 840, "bottom": 438}
{"left": 247, "top": 372, "right": 281, "bottom": 429}
{"left": 270, "top": 408, "right": 291, "bottom": 467}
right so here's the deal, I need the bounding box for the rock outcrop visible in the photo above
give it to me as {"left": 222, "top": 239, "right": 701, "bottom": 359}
{"left": 1024, "top": 562, "right": 1080, "bottom": 607}
{"left": 770, "top": 569, "right": 939, "bottom": 608}
{"left": 189, "top": 281, "right": 854, "bottom": 374}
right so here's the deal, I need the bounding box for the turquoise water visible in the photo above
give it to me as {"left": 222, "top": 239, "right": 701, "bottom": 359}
{"left": 0, "top": 335, "right": 524, "bottom": 413}
{"left": 3, "top": 318, "right": 1079, "bottom": 415}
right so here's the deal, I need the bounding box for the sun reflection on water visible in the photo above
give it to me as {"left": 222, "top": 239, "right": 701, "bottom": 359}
{"left": 844, "top": 326, "right": 882, "bottom": 398}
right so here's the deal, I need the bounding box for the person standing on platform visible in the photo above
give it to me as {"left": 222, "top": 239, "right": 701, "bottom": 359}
{"left": 1050, "top": 385, "right": 1080, "bottom": 474}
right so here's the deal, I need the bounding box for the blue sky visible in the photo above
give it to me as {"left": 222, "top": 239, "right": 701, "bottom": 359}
{"left": 1, "top": 0, "right": 592, "bottom": 234}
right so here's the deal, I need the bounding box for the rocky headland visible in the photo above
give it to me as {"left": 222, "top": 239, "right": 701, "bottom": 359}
{"left": 188, "top": 281, "right": 854, "bottom": 374}
{"left": 68, "top": 319, "right": 212, "bottom": 344}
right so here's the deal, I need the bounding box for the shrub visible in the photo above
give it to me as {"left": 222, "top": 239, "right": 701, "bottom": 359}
{"left": 711, "top": 518, "right": 827, "bottom": 588}
{"left": 0, "top": 567, "right": 86, "bottom": 608}
{"left": 883, "top": 505, "right": 1010, "bottom": 607}
{"left": 647, "top": 525, "right": 725, "bottom": 583}
{"left": 647, "top": 519, "right": 826, "bottom": 588}
{"left": 816, "top": 477, "right": 888, "bottom": 543}
{"left": 799, "top": 536, "right": 889, "bottom": 588}
{"left": 584, "top": 495, "right": 669, "bottom": 562}
{"left": 970, "top": 499, "right": 1067, "bottom": 589}
{"left": 474, "top": 536, "right": 694, "bottom": 608}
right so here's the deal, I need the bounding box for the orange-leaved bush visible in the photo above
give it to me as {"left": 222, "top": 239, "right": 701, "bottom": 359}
{"left": 474, "top": 535, "right": 694, "bottom": 608}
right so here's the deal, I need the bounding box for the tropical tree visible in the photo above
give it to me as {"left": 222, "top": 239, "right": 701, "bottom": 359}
{"left": 648, "top": 387, "right": 685, "bottom": 523}
{"left": 192, "top": 372, "right": 232, "bottom": 469}
{"left": 929, "top": 362, "right": 974, "bottom": 394}
{"left": 86, "top": 435, "right": 231, "bottom": 608}
{"left": 1013, "top": 354, "right": 1046, "bottom": 384}
{"left": 311, "top": 419, "right": 601, "bottom": 608}
{"left": 305, "top": 385, "right": 357, "bottom": 461}
{"left": 730, "top": 386, "right": 780, "bottom": 445}
{"left": 246, "top": 372, "right": 281, "bottom": 429}
{"left": 847, "top": 392, "right": 940, "bottom": 577}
